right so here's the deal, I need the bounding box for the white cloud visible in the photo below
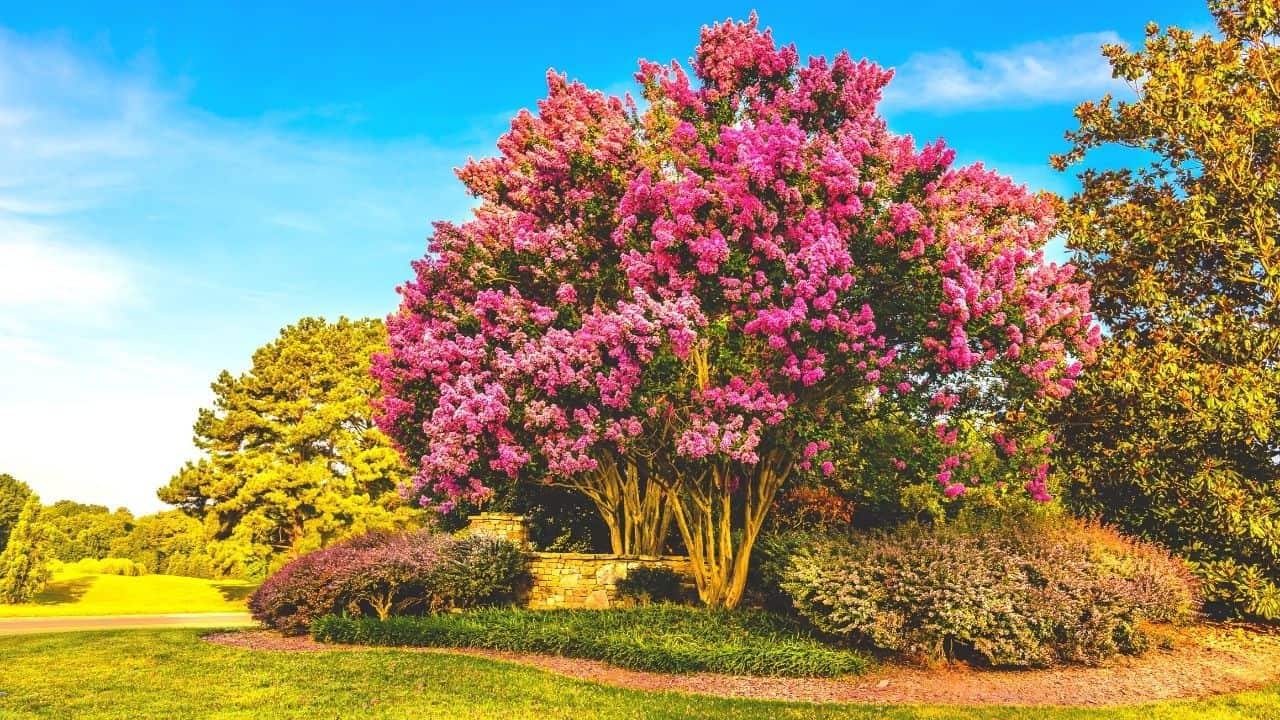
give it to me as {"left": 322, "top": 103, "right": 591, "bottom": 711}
{"left": 0, "top": 28, "right": 486, "bottom": 514}
{"left": 883, "top": 32, "right": 1128, "bottom": 112}
{"left": 0, "top": 234, "right": 137, "bottom": 312}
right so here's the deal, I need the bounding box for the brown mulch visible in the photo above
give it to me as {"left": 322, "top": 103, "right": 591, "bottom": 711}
{"left": 204, "top": 624, "right": 1280, "bottom": 707}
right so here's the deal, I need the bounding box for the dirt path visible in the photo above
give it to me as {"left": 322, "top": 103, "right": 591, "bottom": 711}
{"left": 0, "top": 612, "right": 254, "bottom": 635}
{"left": 206, "top": 625, "right": 1280, "bottom": 707}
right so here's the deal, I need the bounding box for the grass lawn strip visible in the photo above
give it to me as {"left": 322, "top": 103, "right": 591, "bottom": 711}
{"left": 0, "top": 629, "right": 1277, "bottom": 720}
{"left": 0, "top": 571, "right": 256, "bottom": 618}
{"left": 214, "top": 622, "right": 1280, "bottom": 708}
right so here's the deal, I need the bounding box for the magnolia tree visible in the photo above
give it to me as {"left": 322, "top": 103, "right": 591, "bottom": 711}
{"left": 375, "top": 16, "right": 1101, "bottom": 607}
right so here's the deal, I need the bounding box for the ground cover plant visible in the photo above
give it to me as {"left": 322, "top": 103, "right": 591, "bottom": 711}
{"left": 311, "top": 604, "right": 868, "bottom": 678}
{"left": 249, "top": 530, "right": 525, "bottom": 635}
{"left": 374, "top": 13, "right": 1100, "bottom": 607}
{"left": 0, "top": 570, "right": 255, "bottom": 617}
{"left": 781, "top": 517, "right": 1199, "bottom": 667}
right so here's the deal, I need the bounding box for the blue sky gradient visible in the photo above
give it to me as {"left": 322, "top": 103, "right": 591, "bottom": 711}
{"left": 0, "top": 1, "right": 1211, "bottom": 512}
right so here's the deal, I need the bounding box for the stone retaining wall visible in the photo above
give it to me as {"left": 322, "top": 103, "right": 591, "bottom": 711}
{"left": 458, "top": 512, "right": 530, "bottom": 546}
{"left": 522, "top": 552, "right": 693, "bottom": 609}
{"left": 462, "top": 513, "right": 694, "bottom": 610}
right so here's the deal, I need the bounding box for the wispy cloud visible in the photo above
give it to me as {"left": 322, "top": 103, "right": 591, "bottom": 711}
{"left": 0, "top": 28, "right": 486, "bottom": 513}
{"left": 0, "top": 230, "right": 137, "bottom": 315}
{"left": 883, "top": 32, "right": 1127, "bottom": 112}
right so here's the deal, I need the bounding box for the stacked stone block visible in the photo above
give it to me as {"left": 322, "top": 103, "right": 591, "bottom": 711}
{"left": 462, "top": 513, "right": 694, "bottom": 609}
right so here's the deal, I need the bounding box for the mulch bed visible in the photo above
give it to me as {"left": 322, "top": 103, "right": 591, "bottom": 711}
{"left": 204, "top": 624, "right": 1280, "bottom": 707}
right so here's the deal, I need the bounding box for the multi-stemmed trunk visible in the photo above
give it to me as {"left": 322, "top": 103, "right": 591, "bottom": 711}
{"left": 562, "top": 452, "right": 673, "bottom": 556}
{"left": 665, "top": 452, "right": 790, "bottom": 608}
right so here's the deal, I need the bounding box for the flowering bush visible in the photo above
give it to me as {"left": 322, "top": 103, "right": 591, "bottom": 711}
{"left": 248, "top": 531, "right": 523, "bottom": 635}
{"left": 375, "top": 14, "right": 1100, "bottom": 606}
{"left": 781, "top": 518, "right": 1198, "bottom": 667}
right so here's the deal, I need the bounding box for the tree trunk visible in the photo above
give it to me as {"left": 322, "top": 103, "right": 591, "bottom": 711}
{"left": 565, "top": 453, "right": 672, "bottom": 555}
{"left": 666, "top": 454, "right": 789, "bottom": 608}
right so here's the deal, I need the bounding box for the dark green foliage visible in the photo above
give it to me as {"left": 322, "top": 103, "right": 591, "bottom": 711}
{"left": 615, "top": 566, "right": 685, "bottom": 604}
{"left": 781, "top": 518, "right": 1199, "bottom": 668}
{"left": 439, "top": 484, "right": 612, "bottom": 552}
{"left": 0, "top": 473, "right": 33, "bottom": 552}
{"left": 747, "top": 529, "right": 826, "bottom": 611}
{"left": 432, "top": 535, "right": 528, "bottom": 608}
{"left": 311, "top": 605, "right": 870, "bottom": 678}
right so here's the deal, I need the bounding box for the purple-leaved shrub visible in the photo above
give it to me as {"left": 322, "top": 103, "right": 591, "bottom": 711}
{"left": 249, "top": 530, "right": 523, "bottom": 635}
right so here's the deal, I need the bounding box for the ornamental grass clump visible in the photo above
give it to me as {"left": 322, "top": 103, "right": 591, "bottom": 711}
{"left": 781, "top": 518, "right": 1198, "bottom": 668}
{"left": 311, "top": 605, "right": 870, "bottom": 677}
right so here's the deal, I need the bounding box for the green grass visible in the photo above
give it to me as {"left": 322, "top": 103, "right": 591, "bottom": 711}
{"left": 0, "top": 629, "right": 1279, "bottom": 719}
{"left": 0, "top": 571, "right": 256, "bottom": 617}
{"left": 311, "top": 605, "right": 870, "bottom": 677}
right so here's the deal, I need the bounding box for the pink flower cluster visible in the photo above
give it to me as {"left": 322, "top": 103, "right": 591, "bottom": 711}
{"left": 372, "top": 15, "right": 1100, "bottom": 510}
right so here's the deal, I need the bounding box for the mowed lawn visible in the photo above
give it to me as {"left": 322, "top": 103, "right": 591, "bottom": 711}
{"left": 0, "top": 630, "right": 1277, "bottom": 720}
{"left": 0, "top": 571, "right": 256, "bottom": 617}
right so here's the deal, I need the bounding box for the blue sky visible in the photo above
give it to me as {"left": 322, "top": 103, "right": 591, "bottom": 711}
{"left": 0, "top": 1, "right": 1211, "bottom": 513}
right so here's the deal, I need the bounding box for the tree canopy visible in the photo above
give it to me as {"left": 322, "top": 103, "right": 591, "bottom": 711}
{"left": 43, "top": 501, "right": 134, "bottom": 562}
{"left": 0, "top": 473, "right": 33, "bottom": 552}
{"left": 376, "top": 16, "right": 1099, "bottom": 606}
{"left": 1054, "top": 0, "right": 1280, "bottom": 618}
{"left": 0, "top": 494, "right": 50, "bottom": 604}
{"left": 160, "top": 317, "right": 420, "bottom": 578}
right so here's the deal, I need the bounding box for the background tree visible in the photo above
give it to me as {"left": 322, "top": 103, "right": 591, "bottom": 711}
{"left": 1053, "top": 0, "right": 1280, "bottom": 619}
{"left": 0, "top": 473, "right": 33, "bottom": 552}
{"left": 376, "top": 16, "right": 1099, "bottom": 606}
{"left": 43, "top": 501, "right": 134, "bottom": 562}
{"left": 109, "top": 511, "right": 216, "bottom": 577}
{"left": 0, "top": 494, "right": 51, "bottom": 603}
{"left": 160, "top": 317, "right": 420, "bottom": 579}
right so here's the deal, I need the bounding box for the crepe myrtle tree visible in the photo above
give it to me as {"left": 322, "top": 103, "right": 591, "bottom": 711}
{"left": 375, "top": 15, "right": 1101, "bottom": 607}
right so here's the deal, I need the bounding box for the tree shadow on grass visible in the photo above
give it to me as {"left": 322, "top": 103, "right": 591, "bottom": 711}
{"left": 213, "top": 583, "right": 256, "bottom": 603}
{"left": 30, "top": 576, "right": 95, "bottom": 606}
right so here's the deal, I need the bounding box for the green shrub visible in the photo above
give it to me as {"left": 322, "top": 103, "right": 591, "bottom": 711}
{"left": 615, "top": 566, "right": 685, "bottom": 604}
{"left": 781, "top": 518, "right": 1198, "bottom": 668}
{"left": 312, "top": 605, "right": 869, "bottom": 678}
{"left": 432, "top": 536, "right": 527, "bottom": 608}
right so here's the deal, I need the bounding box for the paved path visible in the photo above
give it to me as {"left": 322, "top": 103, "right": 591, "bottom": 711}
{"left": 0, "top": 612, "right": 255, "bottom": 635}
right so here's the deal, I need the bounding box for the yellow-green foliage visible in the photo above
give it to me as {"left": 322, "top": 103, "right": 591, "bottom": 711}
{"left": 0, "top": 495, "right": 51, "bottom": 604}
{"left": 50, "top": 558, "right": 150, "bottom": 577}
{"left": 0, "top": 569, "right": 256, "bottom": 617}
{"left": 158, "top": 317, "right": 423, "bottom": 579}
{"left": 1053, "top": 0, "right": 1280, "bottom": 620}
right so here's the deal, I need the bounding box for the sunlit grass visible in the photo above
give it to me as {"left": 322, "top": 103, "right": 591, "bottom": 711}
{"left": 0, "top": 629, "right": 1278, "bottom": 719}
{"left": 0, "top": 571, "right": 256, "bottom": 617}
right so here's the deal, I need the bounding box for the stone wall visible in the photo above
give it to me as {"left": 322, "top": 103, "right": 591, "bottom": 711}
{"left": 523, "top": 552, "right": 693, "bottom": 610}
{"left": 462, "top": 513, "right": 694, "bottom": 610}
{"left": 458, "top": 512, "right": 530, "bottom": 546}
